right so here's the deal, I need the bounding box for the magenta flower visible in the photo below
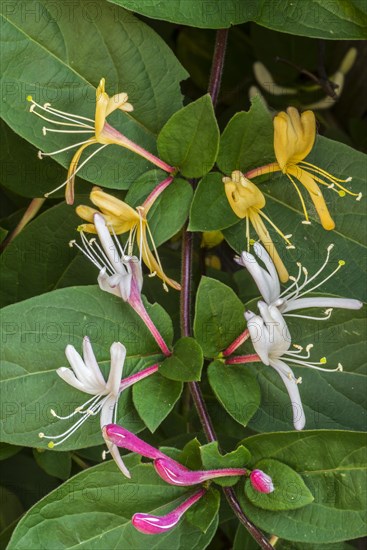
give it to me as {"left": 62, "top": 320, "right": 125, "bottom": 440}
{"left": 154, "top": 457, "right": 247, "bottom": 486}
{"left": 132, "top": 488, "right": 206, "bottom": 535}
{"left": 250, "top": 469, "right": 274, "bottom": 493}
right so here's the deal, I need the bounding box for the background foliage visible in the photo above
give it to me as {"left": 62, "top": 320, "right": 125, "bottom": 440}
{"left": 0, "top": 0, "right": 366, "bottom": 548}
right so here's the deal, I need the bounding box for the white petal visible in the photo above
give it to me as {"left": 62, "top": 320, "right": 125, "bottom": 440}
{"left": 98, "top": 270, "right": 122, "bottom": 298}
{"left": 116, "top": 274, "right": 132, "bottom": 302}
{"left": 94, "top": 213, "right": 125, "bottom": 274}
{"left": 56, "top": 367, "right": 96, "bottom": 395}
{"left": 65, "top": 345, "right": 95, "bottom": 389}
{"left": 129, "top": 257, "right": 143, "bottom": 293}
{"left": 270, "top": 358, "right": 306, "bottom": 430}
{"left": 106, "top": 440, "right": 131, "bottom": 478}
{"left": 254, "top": 242, "right": 280, "bottom": 300}
{"left": 284, "top": 297, "right": 363, "bottom": 313}
{"left": 237, "top": 251, "right": 274, "bottom": 304}
{"left": 82, "top": 337, "right": 106, "bottom": 389}
{"left": 100, "top": 394, "right": 115, "bottom": 427}
{"left": 107, "top": 342, "right": 126, "bottom": 395}
{"left": 247, "top": 314, "right": 270, "bottom": 365}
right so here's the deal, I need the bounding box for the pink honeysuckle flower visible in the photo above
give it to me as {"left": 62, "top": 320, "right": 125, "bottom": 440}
{"left": 39, "top": 337, "right": 158, "bottom": 478}
{"left": 250, "top": 469, "right": 274, "bottom": 493}
{"left": 132, "top": 488, "right": 206, "bottom": 535}
{"left": 154, "top": 457, "right": 247, "bottom": 486}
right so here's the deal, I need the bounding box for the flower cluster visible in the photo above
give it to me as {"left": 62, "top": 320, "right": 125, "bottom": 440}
{"left": 30, "top": 77, "right": 363, "bottom": 539}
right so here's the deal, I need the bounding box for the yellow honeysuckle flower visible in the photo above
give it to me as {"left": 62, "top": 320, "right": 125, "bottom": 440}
{"left": 223, "top": 171, "right": 293, "bottom": 282}
{"left": 272, "top": 107, "right": 361, "bottom": 230}
{"left": 76, "top": 187, "right": 181, "bottom": 291}
{"left": 28, "top": 79, "right": 173, "bottom": 205}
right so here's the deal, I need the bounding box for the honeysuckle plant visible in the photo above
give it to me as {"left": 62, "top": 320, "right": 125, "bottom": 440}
{"left": 1, "top": 6, "right": 366, "bottom": 550}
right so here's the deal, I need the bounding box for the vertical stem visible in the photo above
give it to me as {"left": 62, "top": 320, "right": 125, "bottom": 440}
{"left": 208, "top": 29, "right": 229, "bottom": 106}
{"left": 179, "top": 27, "right": 273, "bottom": 550}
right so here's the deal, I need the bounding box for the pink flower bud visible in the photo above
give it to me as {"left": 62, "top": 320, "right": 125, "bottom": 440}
{"left": 250, "top": 469, "right": 274, "bottom": 493}
{"left": 132, "top": 488, "right": 206, "bottom": 535}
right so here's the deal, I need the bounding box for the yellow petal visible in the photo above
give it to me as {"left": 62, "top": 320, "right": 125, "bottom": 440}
{"left": 250, "top": 212, "right": 289, "bottom": 282}
{"left": 77, "top": 223, "right": 98, "bottom": 234}
{"left": 90, "top": 187, "right": 140, "bottom": 224}
{"left": 65, "top": 141, "right": 95, "bottom": 205}
{"left": 95, "top": 83, "right": 109, "bottom": 138}
{"left": 288, "top": 166, "right": 335, "bottom": 230}
{"left": 75, "top": 205, "right": 99, "bottom": 223}
{"left": 106, "top": 93, "right": 134, "bottom": 116}
{"left": 224, "top": 174, "right": 265, "bottom": 218}
{"left": 274, "top": 108, "right": 316, "bottom": 170}
{"left": 138, "top": 225, "right": 181, "bottom": 291}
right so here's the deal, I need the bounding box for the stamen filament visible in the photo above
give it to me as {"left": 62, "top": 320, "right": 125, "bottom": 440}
{"left": 286, "top": 173, "right": 310, "bottom": 223}
{"left": 39, "top": 138, "right": 95, "bottom": 158}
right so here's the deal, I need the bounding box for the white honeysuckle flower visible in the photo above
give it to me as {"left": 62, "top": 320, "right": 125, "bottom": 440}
{"left": 39, "top": 336, "right": 131, "bottom": 478}
{"left": 70, "top": 212, "right": 143, "bottom": 303}
{"left": 236, "top": 242, "right": 362, "bottom": 320}
{"left": 245, "top": 302, "right": 343, "bottom": 431}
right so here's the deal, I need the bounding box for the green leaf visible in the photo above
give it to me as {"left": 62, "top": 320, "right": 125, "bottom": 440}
{"left": 245, "top": 458, "right": 314, "bottom": 511}
{"left": 133, "top": 374, "right": 183, "bottom": 432}
{"left": 237, "top": 430, "right": 367, "bottom": 543}
{"left": 186, "top": 487, "right": 220, "bottom": 533}
{"left": 0, "top": 444, "right": 21, "bottom": 461}
{"left": 177, "top": 438, "right": 203, "bottom": 470}
{"left": 0, "top": 200, "right": 97, "bottom": 307}
{"left": 188, "top": 172, "right": 239, "bottom": 231}
{"left": 33, "top": 449, "right": 71, "bottom": 480}
{"left": 194, "top": 277, "right": 246, "bottom": 357}
{"left": 7, "top": 457, "right": 218, "bottom": 549}
{"left": 1, "top": 0, "right": 188, "bottom": 190}
{"left": 200, "top": 441, "right": 250, "bottom": 487}
{"left": 208, "top": 361, "right": 261, "bottom": 428}
{"left": 157, "top": 95, "right": 219, "bottom": 178}
{"left": 126, "top": 172, "right": 193, "bottom": 246}
{"left": 111, "top": 0, "right": 367, "bottom": 39}
{"left": 159, "top": 337, "right": 203, "bottom": 382}
{"left": 217, "top": 97, "right": 274, "bottom": 175}
{"left": 0, "top": 286, "right": 172, "bottom": 448}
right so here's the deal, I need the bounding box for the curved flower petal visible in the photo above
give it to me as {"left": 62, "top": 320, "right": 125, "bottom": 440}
{"left": 107, "top": 342, "right": 126, "bottom": 395}
{"left": 269, "top": 358, "right": 306, "bottom": 430}
{"left": 56, "top": 366, "right": 93, "bottom": 394}
{"left": 64, "top": 345, "right": 97, "bottom": 392}
{"left": 245, "top": 311, "right": 271, "bottom": 365}
{"left": 98, "top": 268, "right": 123, "bottom": 298}
{"left": 283, "top": 296, "right": 363, "bottom": 313}
{"left": 94, "top": 213, "right": 126, "bottom": 275}
{"left": 82, "top": 336, "right": 106, "bottom": 389}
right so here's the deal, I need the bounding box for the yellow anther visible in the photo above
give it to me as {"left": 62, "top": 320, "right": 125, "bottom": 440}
{"left": 38, "top": 432, "right": 45, "bottom": 438}
{"left": 320, "top": 357, "right": 327, "bottom": 364}
{"left": 26, "top": 95, "right": 33, "bottom": 101}
{"left": 249, "top": 238, "right": 256, "bottom": 246}
{"left": 338, "top": 190, "right": 346, "bottom": 197}
{"left": 338, "top": 260, "right": 345, "bottom": 266}
{"left": 47, "top": 441, "right": 55, "bottom": 449}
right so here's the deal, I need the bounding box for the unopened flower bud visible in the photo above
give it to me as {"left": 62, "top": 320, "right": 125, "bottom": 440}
{"left": 250, "top": 469, "right": 274, "bottom": 493}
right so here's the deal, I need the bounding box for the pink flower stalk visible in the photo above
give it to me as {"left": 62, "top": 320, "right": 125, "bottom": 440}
{"left": 154, "top": 457, "right": 247, "bottom": 486}
{"left": 250, "top": 469, "right": 274, "bottom": 493}
{"left": 104, "top": 423, "right": 168, "bottom": 460}
{"left": 225, "top": 354, "right": 261, "bottom": 365}
{"left": 222, "top": 328, "right": 250, "bottom": 357}
{"left": 132, "top": 488, "right": 206, "bottom": 535}
{"left": 142, "top": 176, "right": 175, "bottom": 214}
